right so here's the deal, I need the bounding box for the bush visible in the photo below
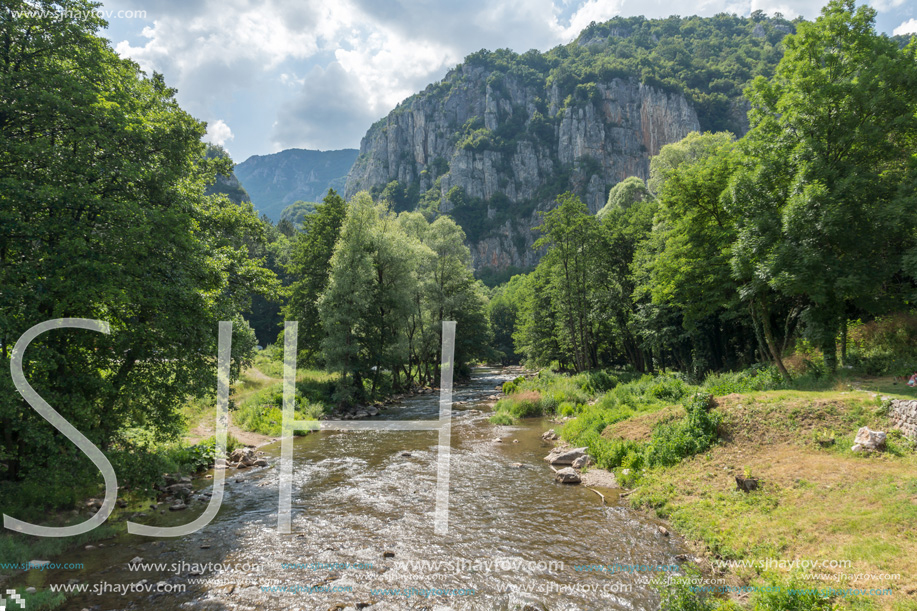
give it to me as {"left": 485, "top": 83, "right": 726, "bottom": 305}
{"left": 702, "top": 366, "right": 785, "bottom": 396}
{"left": 847, "top": 312, "right": 917, "bottom": 375}
{"left": 644, "top": 393, "right": 721, "bottom": 468}
{"left": 489, "top": 412, "right": 515, "bottom": 425}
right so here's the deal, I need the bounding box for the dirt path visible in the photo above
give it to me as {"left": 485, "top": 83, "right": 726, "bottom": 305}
{"left": 185, "top": 367, "right": 278, "bottom": 448}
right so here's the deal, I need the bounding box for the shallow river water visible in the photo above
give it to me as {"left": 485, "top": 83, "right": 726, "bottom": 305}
{"left": 20, "top": 367, "right": 687, "bottom": 610}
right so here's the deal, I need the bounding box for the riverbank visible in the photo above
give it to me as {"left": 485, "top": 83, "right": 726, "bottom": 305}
{"left": 531, "top": 372, "right": 917, "bottom": 610}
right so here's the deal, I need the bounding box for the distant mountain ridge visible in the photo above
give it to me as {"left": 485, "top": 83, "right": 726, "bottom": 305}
{"left": 235, "top": 148, "right": 358, "bottom": 221}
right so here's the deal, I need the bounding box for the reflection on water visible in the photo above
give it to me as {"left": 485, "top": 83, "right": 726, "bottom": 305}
{"left": 20, "top": 368, "right": 685, "bottom": 610}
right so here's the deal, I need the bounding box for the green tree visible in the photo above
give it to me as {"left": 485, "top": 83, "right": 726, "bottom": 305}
{"left": 284, "top": 189, "right": 347, "bottom": 363}
{"left": 0, "top": 1, "right": 274, "bottom": 483}
{"left": 598, "top": 176, "right": 653, "bottom": 218}
{"left": 319, "top": 194, "right": 417, "bottom": 400}
{"left": 534, "top": 193, "right": 602, "bottom": 372}
{"left": 730, "top": 0, "right": 917, "bottom": 373}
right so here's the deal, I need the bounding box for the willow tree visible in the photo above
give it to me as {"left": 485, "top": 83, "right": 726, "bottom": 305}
{"left": 319, "top": 194, "right": 418, "bottom": 400}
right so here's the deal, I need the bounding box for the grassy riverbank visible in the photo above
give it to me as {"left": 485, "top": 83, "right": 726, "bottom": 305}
{"left": 502, "top": 369, "right": 917, "bottom": 610}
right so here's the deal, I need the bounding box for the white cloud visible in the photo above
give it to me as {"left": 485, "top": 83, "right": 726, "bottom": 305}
{"left": 102, "top": 0, "right": 903, "bottom": 158}
{"left": 204, "top": 119, "right": 234, "bottom": 146}
{"left": 869, "top": 0, "right": 906, "bottom": 11}
{"left": 894, "top": 18, "right": 917, "bottom": 36}
{"left": 272, "top": 62, "right": 380, "bottom": 150}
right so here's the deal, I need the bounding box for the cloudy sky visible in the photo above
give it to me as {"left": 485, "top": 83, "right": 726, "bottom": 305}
{"left": 99, "top": 0, "right": 916, "bottom": 163}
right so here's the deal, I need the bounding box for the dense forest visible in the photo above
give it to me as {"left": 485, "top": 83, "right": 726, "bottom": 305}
{"left": 1, "top": 0, "right": 916, "bottom": 538}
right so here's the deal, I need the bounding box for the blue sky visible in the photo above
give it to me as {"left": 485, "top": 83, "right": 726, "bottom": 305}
{"left": 98, "top": 0, "right": 916, "bottom": 164}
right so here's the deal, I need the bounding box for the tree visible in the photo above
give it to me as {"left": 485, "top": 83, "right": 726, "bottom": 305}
{"left": 534, "top": 193, "right": 602, "bottom": 372}
{"left": 319, "top": 194, "right": 417, "bottom": 400}
{"left": 284, "top": 189, "right": 347, "bottom": 363}
{"left": 598, "top": 176, "right": 653, "bottom": 218}
{"left": 729, "top": 0, "right": 917, "bottom": 373}
{"left": 0, "top": 1, "right": 274, "bottom": 483}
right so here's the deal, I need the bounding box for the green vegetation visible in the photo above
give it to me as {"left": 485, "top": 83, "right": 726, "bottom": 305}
{"left": 279, "top": 200, "right": 319, "bottom": 228}
{"left": 495, "top": 2, "right": 917, "bottom": 383}
{"left": 0, "top": 0, "right": 276, "bottom": 518}
{"left": 319, "top": 194, "right": 492, "bottom": 401}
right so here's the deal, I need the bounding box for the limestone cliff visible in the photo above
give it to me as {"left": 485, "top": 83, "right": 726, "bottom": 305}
{"left": 344, "top": 15, "right": 791, "bottom": 271}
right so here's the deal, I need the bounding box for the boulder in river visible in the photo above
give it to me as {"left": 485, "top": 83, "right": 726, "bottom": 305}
{"left": 852, "top": 427, "right": 886, "bottom": 452}
{"left": 544, "top": 447, "right": 589, "bottom": 465}
{"left": 554, "top": 467, "right": 581, "bottom": 484}
{"left": 169, "top": 502, "right": 187, "bottom": 511}
{"left": 542, "top": 429, "right": 559, "bottom": 441}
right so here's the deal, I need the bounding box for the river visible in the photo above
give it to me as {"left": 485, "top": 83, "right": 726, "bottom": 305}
{"left": 18, "top": 367, "right": 686, "bottom": 610}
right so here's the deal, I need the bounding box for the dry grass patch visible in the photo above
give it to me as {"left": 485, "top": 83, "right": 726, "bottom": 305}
{"left": 623, "top": 389, "right": 917, "bottom": 610}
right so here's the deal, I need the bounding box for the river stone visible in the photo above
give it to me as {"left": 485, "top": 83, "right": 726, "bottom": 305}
{"left": 572, "top": 455, "right": 592, "bottom": 469}
{"left": 542, "top": 429, "right": 559, "bottom": 441}
{"left": 169, "top": 502, "right": 187, "bottom": 511}
{"left": 354, "top": 410, "right": 369, "bottom": 418}
{"left": 166, "top": 483, "right": 192, "bottom": 499}
{"left": 367, "top": 406, "right": 379, "bottom": 416}
{"left": 852, "top": 427, "right": 886, "bottom": 452}
{"left": 544, "top": 447, "right": 589, "bottom": 465}
{"left": 253, "top": 458, "right": 268, "bottom": 467}
{"left": 25, "top": 587, "right": 36, "bottom": 594}
{"left": 554, "top": 467, "right": 581, "bottom": 484}
{"left": 129, "top": 557, "right": 143, "bottom": 565}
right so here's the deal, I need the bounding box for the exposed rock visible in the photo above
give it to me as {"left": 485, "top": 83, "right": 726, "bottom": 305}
{"left": 166, "top": 484, "right": 193, "bottom": 500}
{"left": 25, "top": 587, "right": 36, "bottom": 594}
{"left": 852, "top": 427, "right": 886, "bottom": 452}
{"left": 345, "top": 65, "right": 701, "bottom": 271}
{"left": 169, "top": 502, "right": 187, "bottom": 512}
{"left": 554, "top": 467, "right": 581, "bottom": 484}
{"left": 889, "top": 399, "right": 917, "bottom": 440}
{"left": 382, "top": 551, "right": 395, "bottom": 558}
{"left": 129, "top": 557, "right": 143, "bottom": 565}
{"left": 253, "top": 459, "right": 269, "bottom": 467}
{"left": 542, "top": 429, "right": 559, "bottom": 441}
{"left": 572, "top": 455, "right": 592, "bottom": 469}
{"left": 544, "top": 447, "right": 589, "bottom": 466}
{"left": 580, "top": 469, "right": 619, "bottom": 488}
{"left": 658, "top": 526, "right": 670, "bottom": 536}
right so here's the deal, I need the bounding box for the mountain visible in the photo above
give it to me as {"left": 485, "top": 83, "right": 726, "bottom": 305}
{"left": 205, "top": 144, "right": 252, "bottom": 205}
{"left": 345, "top": 14, "right": 793, "bottom": 272}
{"left": 235, "top": 148, "right": 358, "bottom": 221}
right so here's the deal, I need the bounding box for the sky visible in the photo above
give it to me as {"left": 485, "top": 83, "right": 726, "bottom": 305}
{"left": 98, "top": 0, "right": 917, "bottom": 164}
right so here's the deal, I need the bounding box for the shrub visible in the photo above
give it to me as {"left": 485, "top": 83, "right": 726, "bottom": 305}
{"left": 489, "top": 412, "right": 515, "bottom": 425}
{"left": 644, "top": 393, "right": 721, "bottom": 468}
{"left": 847, "top": 312, "right": 917, "bottom": 375}
{"left": 702, "top": 366, "right": 785, "bottom": 396}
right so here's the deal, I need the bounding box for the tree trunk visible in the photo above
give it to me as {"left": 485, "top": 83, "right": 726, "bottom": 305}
{"left": 756, "top": 297, "right": 791, "bottom": 381}
{"left": 840, "top": 319, "right": 848, "bottom": 367}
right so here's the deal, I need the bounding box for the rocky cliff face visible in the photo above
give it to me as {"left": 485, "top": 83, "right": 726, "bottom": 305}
{"left": 345, "top": 67, "right": 699, "bottom": 270}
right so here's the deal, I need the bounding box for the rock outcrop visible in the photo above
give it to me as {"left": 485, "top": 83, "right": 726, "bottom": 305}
{"left": 345, "top": 66, "right": 699, "bottom": 270}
